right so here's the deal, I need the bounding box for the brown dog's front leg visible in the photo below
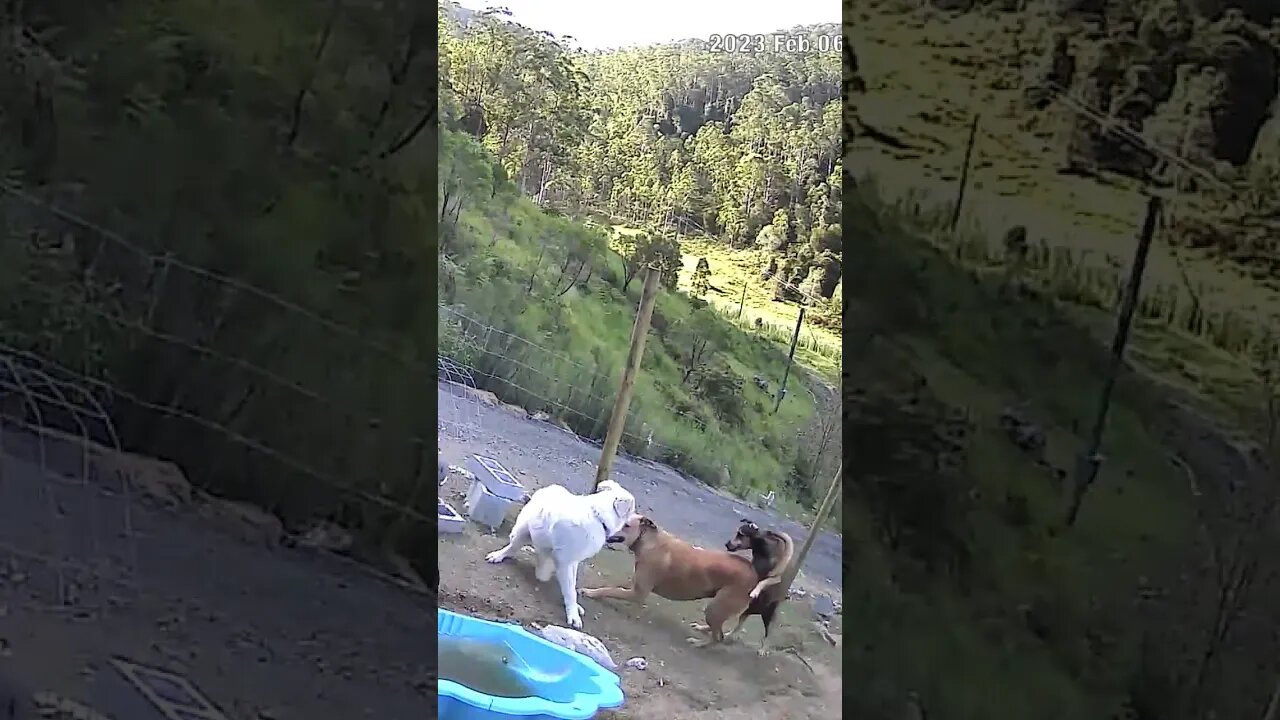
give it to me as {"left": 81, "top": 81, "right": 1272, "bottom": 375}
{"left": 581, "top": 586, "right": 647, "bottom": 602}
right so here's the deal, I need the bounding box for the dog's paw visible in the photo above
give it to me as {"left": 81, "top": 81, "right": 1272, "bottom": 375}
{"left": 748, "top": 588, "right": 761, "bottom": 600}
{"left": 484, "top": 550, "right": 506, "bottom": 564}
{"left": 580, "top": 588, "right": 598, "bottom": 598}
{"left": 566, "top": 606, "right": 583, "bottom": 629}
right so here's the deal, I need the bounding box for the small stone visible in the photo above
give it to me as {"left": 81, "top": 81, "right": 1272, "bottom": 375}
{"left": 812, "top": 593, "right": 835, "bottom": 620}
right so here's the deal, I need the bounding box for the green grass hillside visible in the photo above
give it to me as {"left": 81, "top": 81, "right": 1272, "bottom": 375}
{"left": 676, "top": 236, "right": 842, "bottom": 382}
{"left": 438, "top": 128, "right": 834, "bottom": 507}
{"left": 845, "top": 178, "right": 1280, "bottom": 718}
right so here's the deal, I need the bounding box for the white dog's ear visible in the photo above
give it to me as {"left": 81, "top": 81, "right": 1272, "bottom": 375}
{"left": 613, "top": 496, "right": 633, "bottom": 520}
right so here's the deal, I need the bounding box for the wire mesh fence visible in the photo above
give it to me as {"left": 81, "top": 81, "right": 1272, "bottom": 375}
{"left": 439, "top": 303, "right": 702, "bottom": 462}
{"left": 0, "top": 345, "right": 137, "bottom": 613}
{"left": 438, "top": 303, "right": 842, "bottom": 503}
{"left": 1, "top": 171, "right": 840, "bottom": 618}
{"left": 437, "top": 356, "right": 483, "bottom": 440}
{"left": 851, "top": 74, "right": 1280, "bottom": 366}
{"left": 0, "top": 181, "right": 438, "bottom": 602}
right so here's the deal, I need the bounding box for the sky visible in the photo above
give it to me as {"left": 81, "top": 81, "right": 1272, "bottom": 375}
{"left": 453, "top": 0, "right": 838, "bottom": 51}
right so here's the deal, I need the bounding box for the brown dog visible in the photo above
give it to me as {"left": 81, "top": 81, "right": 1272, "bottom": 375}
{"left": 579, "top": 514, "right": 759, "bottom": 648}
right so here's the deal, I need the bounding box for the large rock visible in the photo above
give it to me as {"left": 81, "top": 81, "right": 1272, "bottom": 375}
{"left": 1053, "top": 6, "right": 1278, "bottom": 178}
{"left": 1181, "top": 11, "right": 1279, "bottom": 165}
{"left": 1188, "top": 0, "right": 1280, "bottom": 24}
{"left": 1132, "top": 12, "right": 1278, "bottom": 172}
{"left": 1144, "top": 65, "right": 1225, "bottom": 186}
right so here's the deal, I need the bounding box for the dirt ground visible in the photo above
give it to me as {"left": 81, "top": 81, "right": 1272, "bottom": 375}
{"left": 0, "top": 427, "right": 436, "bottom": 719}
{"left": 438, "top": 527, "right": 842, "bottom": 719}
{"left": 438, "top": 385, "right": 844, "bottom": 718}
{"left": 437, "top": 384, "right": 843, "bottom": 591}
{"left": 0, "top": 382, "right": 842, "bottom": 719}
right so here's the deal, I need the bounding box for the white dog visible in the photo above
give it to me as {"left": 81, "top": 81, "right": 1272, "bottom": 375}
{"left": 485, "top": 479, "right": 636, "bottom": 628}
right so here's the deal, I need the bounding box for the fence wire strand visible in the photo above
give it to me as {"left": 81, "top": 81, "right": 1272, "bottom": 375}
{"left": 439, "top": 304, "right": 839, "bottom": 478}
{"left": 441, "top": 305, "right": 707, "bottom": 459}
{"left": 0, "top": 180, "right": 432, "bottom": 375}
{"left": 2, "top": 183, "right": 439, "bottom": 554}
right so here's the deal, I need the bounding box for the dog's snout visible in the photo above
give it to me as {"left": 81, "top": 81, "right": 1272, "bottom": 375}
{"left": 724, "top": 541, "right": 735, "bottom": 551}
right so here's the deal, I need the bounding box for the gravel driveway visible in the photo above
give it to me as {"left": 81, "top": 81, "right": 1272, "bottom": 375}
{"left": 0, "top": 376, "right": 842, "bottom": 718}
{"left": 437, "top": 383, "right": 843, "bottom": 592}
{"left": 0, "top": 427, "right": 435, "bottom": 719}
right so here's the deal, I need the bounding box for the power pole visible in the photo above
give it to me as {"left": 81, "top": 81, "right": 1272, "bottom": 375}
{"left": 773, "top": 305, "right": 806, "bottom": 414}
{"left": 948, "top": 113, "right": 980, "bottom": 234}
{"left": 1065, "top": 194, "right": 1162, "bottom": 527}
{"left": 595, "top": 265, "right": 661, "bottom": 489}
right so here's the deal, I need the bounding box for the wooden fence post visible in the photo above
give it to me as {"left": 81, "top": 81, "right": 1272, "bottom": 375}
{"left": 594, "top": 265, "right": 661, "bottom": 489}
{"left": 948, "top": 113, "right": 981, "bottom": 234}
{"left": 1065, "top": 194, "right": 1162, "bottom": 527}
{"left": 780, "top": 462, "right": 843, "bottom": 596}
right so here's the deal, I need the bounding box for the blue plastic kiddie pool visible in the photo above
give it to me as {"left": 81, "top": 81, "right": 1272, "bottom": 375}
{"left": 438, "top": 610, "right": 624, "bottom": 720}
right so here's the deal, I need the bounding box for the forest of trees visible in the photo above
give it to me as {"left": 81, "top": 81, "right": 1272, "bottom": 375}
{"left": 438, "top": 2, "right": 843, "bottom": 308}
{"left": 435, "top": 4, "right": 843, "bottom": 501}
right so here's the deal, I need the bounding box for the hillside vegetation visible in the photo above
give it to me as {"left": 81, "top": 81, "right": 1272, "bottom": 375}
{"left": 438, "top": 5, "right": 842, "bottom": 505}
{"left": 441, "top": 3, "right": 842, "bottom": 314}
{"left": 849, "top": 4, "right": 1280, "bottom": 719}
{"left": 847, "top": 177, "right": 1280, "bottom": 720}
{"left": 0, "top": 0, "right": 440, "bottom": 572}
{"left": 851, "top": 0, "right": 1280, "bottom": 365}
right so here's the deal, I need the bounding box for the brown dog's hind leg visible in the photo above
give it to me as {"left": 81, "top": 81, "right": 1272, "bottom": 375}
{"left": 685, "top": 614, "right": 722, "bottom": 647}
{"left": 722, "top": 612, "right": 748, "bottom": 639}
{"left": 693, "top": 612, "right": 746, "bottom": 639}
{"left": 687, "top": 587, "right": 748, "bottom": 647}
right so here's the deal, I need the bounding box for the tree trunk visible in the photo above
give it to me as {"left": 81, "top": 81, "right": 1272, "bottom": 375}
{"left": 285, "top": 0, "right": 341, "bottom": 148}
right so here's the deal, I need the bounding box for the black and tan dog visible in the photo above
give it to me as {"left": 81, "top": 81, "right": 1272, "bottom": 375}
{"left": 729, "top": 518, "right": 795, "bottom": 601}
{"left": 688, "top": 518, "right": 794, "bottom": 653}
{"left": 579, "top": 514, "right": 760, "bottom": 648}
